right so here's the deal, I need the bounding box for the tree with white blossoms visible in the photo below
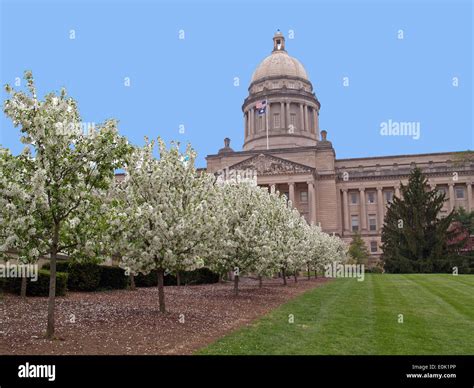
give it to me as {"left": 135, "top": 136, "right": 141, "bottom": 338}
{"left": 303, "top": 224, "right": 324, "bottom": 278}
{"left": 0, "top": 146, "right": 45, "bottom": 297}
{"left": 3, "top": 71, "right": 131, "bottom": 338}
{"left": 212, "top": 180, "right": 280, "bottom": 294}
{"left": 319, "top": 233, "right": 348, "bottom": 276}
{"left": 112, "top": 138, "right": 221, "bottom": 312}
{"left": 263, "top": 188, "right": 308, "bottom": 285}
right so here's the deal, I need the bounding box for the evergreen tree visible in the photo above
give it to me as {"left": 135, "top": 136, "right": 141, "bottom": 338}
{"left": 348, "top": 232, "right": 370, "bottom": 265}
{"left": 381, "top": 168, "right": 455, "bottom": 273}
{"left": 452, "top": 207, "right": 474, "bottom": 235}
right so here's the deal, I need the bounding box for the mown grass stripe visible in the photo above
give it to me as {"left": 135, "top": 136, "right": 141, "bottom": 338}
{"left": 197, "top": 274, "right": 474, "bottom": 355}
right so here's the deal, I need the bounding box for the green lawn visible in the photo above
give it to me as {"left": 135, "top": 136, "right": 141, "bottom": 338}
{"left": 197, "top": 274, "right": 474, "bottom": 355}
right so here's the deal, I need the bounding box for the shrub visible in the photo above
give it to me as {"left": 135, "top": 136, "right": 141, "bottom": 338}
{"left": 367, "top": 266, "right": 383, "bottom": 274}
{"left": 135, "top": 270, "right": 158, "bottom": 287}
{"left": 4, "top": 270, "right": 68, "bottom": 296}
{"left": 134, "top": 268, "right": 218, "bottom": 287}
{"left": 164, "top": 272, "right": 177, "bottom": 286}
{"left": 67, "top": 262, "right": 102, "bottom": 291}
{"left": 180, "top": 267, "right": 219, "bottom": 285}
{"left": 99, "top": 266, "right": 128, "bottom": 290}
{"left": 42, "top": 261, "right": 70, "bottom": 273}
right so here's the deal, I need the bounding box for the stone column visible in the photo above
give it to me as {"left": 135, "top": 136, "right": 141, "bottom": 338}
{"left": 299, "top": 104, "right": 304, "bottom": 131}
{"left": 308, "top": 181, "right": 316, "bottom": 225}
{"left": 244, "top": 112, "right": 248, "bottom": 137}
{"left": 250, "top": 108, "right": 254, "bottom": 135}
{"left": 289, "top": 182, "right": 295, "bottom": 207}
{"left": 280, "top": 102, "right": 285, "bottom": 129}
{"left": 395, "top": 185, "right": 401, "bottom": 198}
{"left": 377, "top": 187, "right": 384, "bottom": 230}
{"left": 342, "top": 189, "right": 349, "bottom": 232}
{"left": 247, "top": 109, "right": 251, "bottom": 135}
{"left": 315, "top": 108, "right": 320, "bottom": 138}
{"left": 304, "top": 105, "right": 308, "bottom": 132}
{"left": 467, "top": 182, "right": 473, "bottom": 212}
{"left": 359, "top": 188, "right": 367, "bottom": 231}
{"left": 266, "top": 102, "right": 271, "bottom": 131}
{"left": 448, "top": 183, "right": 455, "bottom": 211}
{"left": 286, "top": 102, "right": 290, "bottom": 131}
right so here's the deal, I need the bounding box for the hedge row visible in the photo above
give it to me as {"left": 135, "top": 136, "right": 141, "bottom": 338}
{"left": 0, "top": 269, "right": 68, "bottom": 297}
{"left": 135, "top": 268, "right": 219, "bottom": 287}
{"left": 41, "top": 262, "right": 219, "bottom": 291}
{"left": 42, "top": 262, "right": 128, "bottom": 291}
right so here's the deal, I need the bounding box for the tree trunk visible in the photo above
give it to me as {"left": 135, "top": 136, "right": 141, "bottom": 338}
{"left": 157, "top": 268, "right": 166, "bottom": 313}
{"left": 176, "top": 271, "right": 181, "bottom": 287}
{"left": 282, "top": 268, "right": 287, "bottom": 285}
{"left": 258, "top": 275, "right": 262, "bottom": 288}
{"left": 129, "top": 274, "right": 136, "bottom": 291}
{"left": 46, "top": 229, "right": 59, "bottom": 339}
{"left": 315, "top": 270, "right": 318, "bottom": 278}
{"left": 294, "top": 271, "right": 298, "bottom": 283}
{"left": 20, "top": 275, "right": 27, "bottom": 298}
{"left": 307, "top": 264, "right": 311, "bottom": 280}
{"left": 234, "top": 274, "right": 239, "bottom": 296}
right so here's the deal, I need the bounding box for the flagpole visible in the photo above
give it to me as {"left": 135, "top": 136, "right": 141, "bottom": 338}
{"left": 265, "top": 98, "right": 269, "bottom": 150}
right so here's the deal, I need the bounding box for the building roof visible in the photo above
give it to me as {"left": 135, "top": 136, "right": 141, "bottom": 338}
{"left": 251, "top": 32, "right": 309, "bottom": 83}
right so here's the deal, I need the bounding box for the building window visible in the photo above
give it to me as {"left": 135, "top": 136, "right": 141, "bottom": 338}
{"left": 368, "top": 214, "right": 377, "bottom": 231}
{"left": 384, "top": 191, "right": 393, "bottom": 203}
{"left": 370, "top": 241, "right": 378, "bottom": 253}
{"left": 455, "top": 187, "right": 465, "bottom": 199}
{"left": 300, "top": 191, "right": 308, "bottom": 203}
{"left": 351, "top": 215, "right": 359, "bottom": 232}
{"left": 272, "top": 81, "right": 279, "bottom": 89}
{"left": 288, "top": 82, "right": 295, "bottom": 89}
{"left": 290, "top": 113, "right": 296, "bottom": 127}
{"left": 350, "top": 192, "right": 358, "bottom": 205}
{"left": 273, "top": 113, "right": 280, "bottom": 128}
{"left": 258, "top": 116, "right": 264, "bottom": 131}
{"left": 283, "top": 192, "right": 289, "bottom": 202}
{"left": 438, "top": 187, "right": 447, "bottom": 197}
{"left": 367, "top": 191, "right": 376, "bottom": 204}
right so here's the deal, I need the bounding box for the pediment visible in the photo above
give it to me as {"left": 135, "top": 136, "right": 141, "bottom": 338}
{"left": 229, "top": 153, "right": 314, "bottom": 176}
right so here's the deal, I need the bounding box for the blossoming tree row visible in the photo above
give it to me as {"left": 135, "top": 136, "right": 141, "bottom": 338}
{"left": 0, "top": 72, "right": 346, "bottom": 339}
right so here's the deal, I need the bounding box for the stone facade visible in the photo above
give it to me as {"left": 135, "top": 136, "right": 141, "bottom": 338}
{"left": 206, "top": 32, "right": 474, "bottom": 264}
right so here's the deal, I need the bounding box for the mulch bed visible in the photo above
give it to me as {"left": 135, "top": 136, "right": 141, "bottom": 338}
{"left": 0, "top": 276, "right": 330, "bottom": 355}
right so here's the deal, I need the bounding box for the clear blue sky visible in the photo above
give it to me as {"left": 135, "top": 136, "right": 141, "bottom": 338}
{"left": 1, "top": 0, "right": 472, "bottom": 167}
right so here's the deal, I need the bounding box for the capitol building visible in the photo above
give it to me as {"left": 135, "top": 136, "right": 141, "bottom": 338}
{"left": 205, "top": 31, "right": 474, "bottom": 263}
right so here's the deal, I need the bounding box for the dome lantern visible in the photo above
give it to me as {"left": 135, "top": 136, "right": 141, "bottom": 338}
{"left": 273, "top": 30, "right": 285, "bottom": 52}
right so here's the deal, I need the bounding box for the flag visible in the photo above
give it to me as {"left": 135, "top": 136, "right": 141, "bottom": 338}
{"left": 256, "top": 99, "right": 267, "bottom": 115}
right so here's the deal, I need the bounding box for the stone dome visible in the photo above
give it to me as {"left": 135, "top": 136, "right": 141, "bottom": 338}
{"left": 242, "top": 31, "right": 321, "bottom": 151}
{"left": 251, "top": 51, "right": 309, "bottom": 83}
